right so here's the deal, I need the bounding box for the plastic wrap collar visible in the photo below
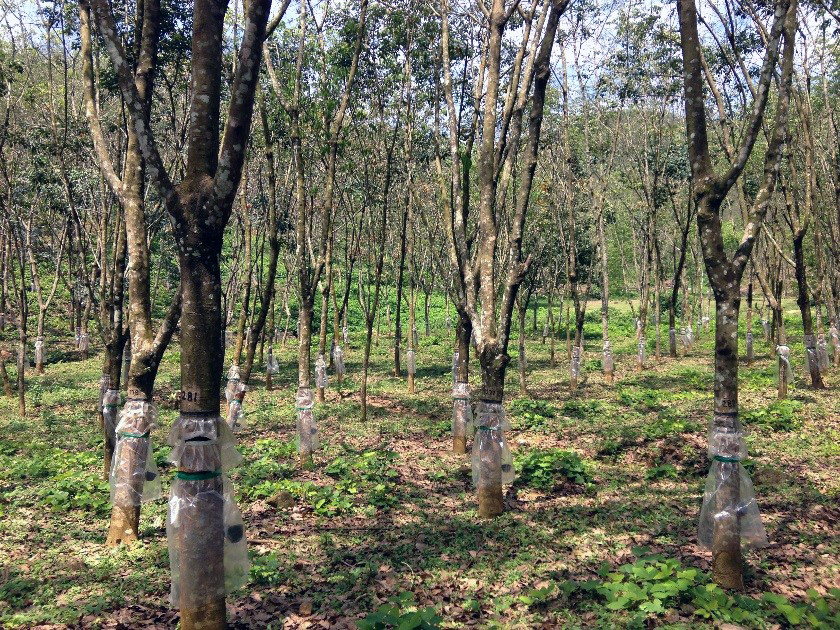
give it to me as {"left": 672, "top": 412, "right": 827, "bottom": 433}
{"left": 452, "top": 381, "right": 470, "bottom": 400}
{"left": 115, "top": 399, "right": 158, "bottom": 437}
{"left": 34, "top": 338, "right": 43, "bottom": 349}
{"left": 777, "top": 345, "right": 790, "bottom": 364}
{"left": 707, "top": 412, "right": 746, "bottom": 461}
{"left": 103, "top": 388, "right": 121, "bottom": 410}
{"left": 296, "top": 387, "right": 313, "bottom": 410}
{"left": 168, "top": 414, "right": 243, "bottom": 472}
{"left": 315, "top": 354, "right": 326, "bottom": 370}
{"left": 227, "top": 364, "right": 241, "bottom": 381}
{"left": 475, "top": 401, "right": 511, "bottom": 432}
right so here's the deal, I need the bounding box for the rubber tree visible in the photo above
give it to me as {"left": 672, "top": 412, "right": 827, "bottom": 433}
{"left": 90, "top": 0, "right": 270, "bottom": 623}
{"left": 236, "top": 81, "right": 289, "bottom": 405}
{"left": 263, "top": 0, "right": 368, "bottom": 462}
{"left": 440, "top": 0, "right": 568, "bottom": 517}
{"left": 24, "top": 217, "right": 67, "bottom": 374}
{"left": 80, "top": 1, "right": 182, "bottom": 546}
{"left": 677, "top": 0, "right": 796, "bottom": 589}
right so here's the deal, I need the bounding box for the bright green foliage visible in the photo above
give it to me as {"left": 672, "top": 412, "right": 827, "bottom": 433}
{"left": 358, "top": 592, "right": 442, "bottom": 630}
{"left": 560, "top": 399, "right": 608, "bottom": 421}
{"left": 641, "top": 409, "right": 698, "bottom": 440}
{"left": 742, "top": 399, "right": 803, "bottom": 432}
{"left": 566, "top": 549, "right": 840, "bottom": 628}
{"left": 515, "top": 449, "right": 593, "bottom": 490}
{"left": 644, "top": 463, "right": 678, "bottom": 480}
{"left": 510, "top": 398, "right": 557, "bottom": 430}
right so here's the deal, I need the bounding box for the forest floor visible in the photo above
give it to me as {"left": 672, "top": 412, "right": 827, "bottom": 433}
{"left": 1, "top": 302, "right": 839, "bottom": 629}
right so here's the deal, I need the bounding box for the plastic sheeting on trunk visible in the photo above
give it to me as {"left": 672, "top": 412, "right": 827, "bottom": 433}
{"left": 407, "top": 349, "right": 416, "bottom": 375}
{"left": 315, "top": 354, "right": 328, "bottom": 389}
{"left": 776, "top": 345, "right": 793, "bottom": 385}
{"left": 224, "top": 365, "right": 240, "bottom": 404}
{"left": 602, "top": 341, "right": 614, "bottom": 373}
{"left": 296, "top": 388, "right": 319, "bottom": 455}
{"left": 698, "top": 412, "right": 767, "bottom": 551}
{"left": 452, "top": 381, "right": 473, "bottom": 437}
{"left": 332, "top": 345, "right": 345, "bottom": 377}
{"left": 471, "top": 401, "right": 514, "bottom": 489}
{"left": 167, "top": 413, "right": 248, "bottom": 607}
{"left": 110, "top": 400, "right": 161, "bottom": 506}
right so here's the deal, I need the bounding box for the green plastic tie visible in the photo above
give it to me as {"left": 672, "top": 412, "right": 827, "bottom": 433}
{"left": 713, "top": 455, "right": 741, "bottom": 463}
{"left": 295, "top": 406, "right": 313, "bottom": 411}
{"left": 176, "top": 470, "right": 221, "bottom": 480}
{"left": 476, "top": 425, "right": 493, "bottom": 431}
{"left": 118, "top": 431, "right": 150, "bottom": 439}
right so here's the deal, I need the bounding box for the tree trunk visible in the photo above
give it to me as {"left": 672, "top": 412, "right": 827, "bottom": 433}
{"left": 476, "top": 347, "right": 508, "bottom": 519}
{"left": 517, "top": 305, "right": 527, "bottom": 396}
{"left": 793, "top": 232, "right": 824, "bottom": 388}
{"left": 709, "top": 295, "right": 744, "bottom": 590}
{"left": 452, "top": 313, "right": 472, "bottom": 454}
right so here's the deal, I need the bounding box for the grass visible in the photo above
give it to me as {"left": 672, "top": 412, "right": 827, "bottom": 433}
{"left": 0, "top": 298, "right": 838, "bottom": 628}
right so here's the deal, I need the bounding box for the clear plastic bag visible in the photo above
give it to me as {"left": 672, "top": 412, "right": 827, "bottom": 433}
{"left": 471, "top": 402, "right": 514, "bottom": 488}
{"left": 224, "top": 365, "right": 240, "bottom": 404}
{"left": 296, "top": 388, "right": 318, "bottom": 454}
{"left": 686, "top": 326, "right": 694, "bottom": 347}
{"left": 168, "top": 414, "right": 243, "bottom": 473}
{"left": 110, "top": 400, "right": 161, "bottom": 506}
{"left": 702, "top": 316, "right": 710, "bottom": 330}
{"left": 226, "top": 383, "right": 247, "bottom": 430}
{"left": 168, "top": 474, "right": 249, "bottom": 607}
{"left": 79, "top": 333, "right": 89, "bottom": 353}
{"left": 570, "top": 346, "right": 581, "bottom": 380}
{"left": 635, "top": 318, "right": 642, "bottom": 335}
{"left": 707, "top": 413, "right": 747, "bottom": 461}
{"left": 34, "top": 337, "right": 45, "bottom": 365}
{"left": 332, "top": 345, "right": 345, "bottom": 377}
{"left": 637, "top": 337, "right": 646, "bottom": 364}
{"left": 75, "top": 328, "right": 81, "bottom": 347}
{"left": 830, "top": 325, "right": 840, "bottom": 359}
{"left": 342, "top": 324, "right": 349, "bottom": 345}
{"left": 407, "top": 349, "right": 416, "bottom": 375}
{"left": 817, "top": 334, "right": 830, "bottom": 373}
{"left": 602, "top": 341, "right": 614, "bottom": 373}
{"left": 266, "top": 350, "right": 279, "bottom": 375}
{"left": 804, "top": 334, "right": 818, "bottom": 375}
{"left": 776, "top": 345, "right": 793, "bottom": 385}
{"left": 412, "top": 326, "right": 419, "bottom": 347}
{"left": 698, "top": 459, "right": 767, "bottom": 551}
{"left": 543, "top": 322, "right": 550, "bottom": 338}
{"left": 315, "top": 354, "right": 328, "bottom": 389}
{"left": 761, "top": 319, "right": 770, "bottom": 339}
{"left": 745, "top": 332, "right": 754, "bottom": 362}
{"left": 445, "top": 315, "right": 452, "bottom": 331}
{"left": 103, "top": 388, "right": 121, "bottom": 437}
{"left": 669, "top": 328, "right": 676, "bottom": 351}
{"left": 452, "top": 382, "right": 473, "bottom": 436}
